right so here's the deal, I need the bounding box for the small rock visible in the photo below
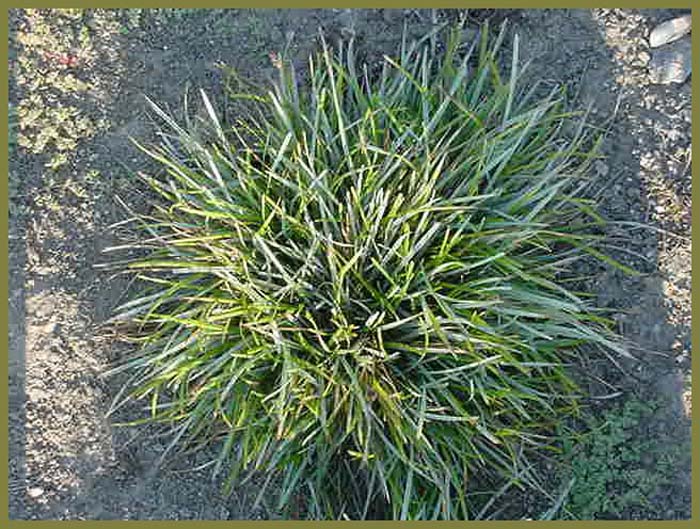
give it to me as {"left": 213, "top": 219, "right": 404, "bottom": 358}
{"left": 640, "top": 154, "right": 655, "bottom": 170}
{"left": 594, "top": 160, "right": 609, "bottom": 177}
{"left": 649, "top": 14, "right": 692, "bottom": 48}
{"left": 27, "top": 487, "right": 44, "bottom": 498}
{"left": 649, "top": 36, "right": 691, "bottom": 84}
{"left": 340, "top": 26, "right": 356, "bottom": 39}
{"left": 636, "top": 51, "right": 650, "bottom": 64}
{"left": 626, "top": 187, "right": 640, "bottom": 199}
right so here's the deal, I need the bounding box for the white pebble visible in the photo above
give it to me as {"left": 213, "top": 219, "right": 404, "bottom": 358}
{"left": 27, "top": 487, "right": 44, "bottom": 498}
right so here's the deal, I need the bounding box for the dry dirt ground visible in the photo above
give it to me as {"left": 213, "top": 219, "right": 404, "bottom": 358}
{"left": 7, "top": 8, "right": 692, "bottom": 520}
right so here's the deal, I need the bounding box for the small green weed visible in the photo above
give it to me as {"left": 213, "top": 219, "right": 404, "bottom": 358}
{"left": 8, "top": 103, "right": 25, "bottom": 218}
{"left": 13, "top": 9, "right": 117, "bottom": 169}
{"left": 563, "top": 397, "right": 690, "bottom": 519}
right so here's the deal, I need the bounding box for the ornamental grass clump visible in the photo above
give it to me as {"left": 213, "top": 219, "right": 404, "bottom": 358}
{"left": 108, "top": 24, "right": 629, "bottom": 519}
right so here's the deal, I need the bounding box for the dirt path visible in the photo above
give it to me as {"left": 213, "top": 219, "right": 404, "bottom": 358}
{"left": 510, "top": 8, "right": 691, "bottom": 519}
{"left": 8, "top": 8, "right": 691, "bottom": 520}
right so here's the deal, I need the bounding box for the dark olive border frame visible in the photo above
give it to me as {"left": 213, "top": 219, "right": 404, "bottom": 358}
{"left": 1, "top": 2, "right": 696, "bottom": 527}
